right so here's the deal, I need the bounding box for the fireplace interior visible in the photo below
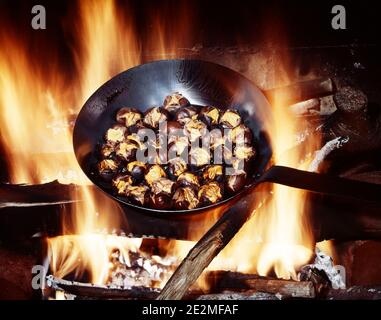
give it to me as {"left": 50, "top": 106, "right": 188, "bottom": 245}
{"left": 0, "top": 0, "right": 381, "bottom": 300}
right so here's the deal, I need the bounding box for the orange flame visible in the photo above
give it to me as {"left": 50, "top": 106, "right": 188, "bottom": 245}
{"left": 0, "top": 0, "right": 323, "bottom": 286}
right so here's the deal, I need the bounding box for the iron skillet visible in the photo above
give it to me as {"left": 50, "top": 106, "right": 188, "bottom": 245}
{"left": 73, "top": 59, "right": 381, "bottom": 218}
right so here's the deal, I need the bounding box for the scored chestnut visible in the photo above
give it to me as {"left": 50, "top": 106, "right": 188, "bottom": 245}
{"left": 189, "top": 147, "right": 211, "bottom": 169}
{"left": 167, "top": 157, "right": 188, "bottom": 180}
{"left": 176, "top": 172, "right": 200, "bottom": 190}
{"left": 98, "top": 159, "right": 120, "bottom": 181}
{"left": 125, "top": 133, "right": 144, "bottom": 149}
{"left": 202, "top": 165, "right": 224, "bottom": 183}
{"left": 174, "top": 105, "right": 199, "bottom": 125}
{"left": 126, "top": 161, "right": 147, "bottom": 183}
{"left": 98, "top": 93, "right": 257, "bottom": 210}
{"left": 167, "top": 137, "right": 189, "bottom": 159}
{"left": 209, "top": 128, "right": 225, "bottom": 150}
{"left": 198, "top": 181, "right": 223, "bottom": 205}
{"left": 100, "top": 143, "right": 116, "bottom": 159}
{"left": 115, "top": 141, "right": 138, "bottom": 162}
{"left": 234, "top": 145, "right": 256, "bottom": 161}
{"left": 143, "top": 107, "right": 169, "bottom": 129}
{"left": 125, "top": 185, "right": 150, "bottom": 206}
{"left": 112, "top": 174, "right": 133, "bottom": 195}
{"left": 116, "top": 108, "right": 142, "bottom": 127}
{"left": 151, "top": 178, "right": 175, "bottom": 196}
{"left": 172, "top": 187, "right": 199, "bottom": 210}
{"left": 225, "top": 172, "right": 247, "bottom": 194}
{"left": 184, "top": 119, "right": 208, "bottom": 142}
{"left": 128, "top": 122, "right": 148, "bottom": 135}
{"left": 163, "top": 92, "right": 190, "bottom": 115}
{"left": 145, "top": 164, "right": 167, "bottom": 186}
{"left": 166, "top": 121, "right": 183, "bottom": 142}
{"left": 198, "top": 106, "right": 220, "bottom": 127}
{"left": 219, "top": 109, "right": 242, "bottom": 129}
{"left": 148, "top": 193, "right": 172, "bottom": 210}
{"left": 105, "top": 124, "right": 128, "bottom": 144}
{"left": 228, "top": 124, "right": 253, "bottom": 145}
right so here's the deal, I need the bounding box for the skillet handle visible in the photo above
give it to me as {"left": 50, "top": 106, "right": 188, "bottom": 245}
{"left": 257, "top": 165, "right": 381, "bottom": 205}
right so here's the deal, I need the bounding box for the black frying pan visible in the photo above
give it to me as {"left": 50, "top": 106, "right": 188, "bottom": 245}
{"left": 73, "top": 59, "right": 381, "bottom": 218}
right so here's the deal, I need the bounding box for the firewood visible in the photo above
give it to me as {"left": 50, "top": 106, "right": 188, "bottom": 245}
{"left": 46, "top": 276, "right": 160, "bottom": 300}
{"left": 157, "top": 185, "right": 267, "bottom": 300}
{"left": 196, "top": 291, "right": 279, "bottom": 300}
{"left": 265, "top": 78, "right": 334, "bottom": 105}
{"left": 0, "top": 181, "right": 78, "bottom": 209}
{"left": 326, "top": 286, "right": 381, "bottom": 300}
{"left": 206, "top": 271, "right": 316, "bottom": 298}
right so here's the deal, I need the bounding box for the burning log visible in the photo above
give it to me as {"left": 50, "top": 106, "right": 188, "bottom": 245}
{"left": 46, "top": 276, "right": 160, "bottom": 300}
{"left": 289, "top": 95, "right": 337, "bottom": 117}
{"left": 206, "top": 271, "right": 315, "bottom": 299}
{"left": 46, "top": 272, "right": 316, "bottom": 300}
{"left": 157, "top": 186, "right": 266, "bottom": 300}
{"left": 43, "top": 274, "right": 381, "bottom": 300}
{"left": 196, "top": 291, "right": 279, "bottom": 300}
{"left": 265, "top": 78, "right": 335, "bottom": 106}
{"left": 326, "top": 286, "right": 381, "bottom": 300}
{"left": 0, "top": 180, "right": 78, "bottom": 209}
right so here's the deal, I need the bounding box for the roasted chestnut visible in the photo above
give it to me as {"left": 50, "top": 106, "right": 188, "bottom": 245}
{"left": 148, "top": 193, "right": 172, "bottom": 209}
{"left": 219, "top": 109, "right": 242, "bottom": 129}
{"left": 126, "top": 185, "right": 150, "bottom": 206}
{"left": 116, "top": 108, "right": 142, "bottom": 127}
{"left": 100, "top": 143, "right": 116, "bottom": 159}
{"left": 202, "top": 165, "right": 224, "bottom": 183}
{"left": 98, "top": 159, "right": 120, "bottom": 181}
{"left": 176, "top": 172, "right": 200, "bottom": 189}
{"left": 198, "top": 181, "right": 223, "bottom": 205}
{"left": 221, "top": 145, "right": 234, "bottom": 165}
{"left": 98, "top": 93, "right": 256, "bottom": 210}
{"left": 184, "top": 119, "right": 208, "bottom": 142}
{"left": 198, "top": 106, "right": 220, "bottom": 127}
{"left": 174, "top": 105, "right": 199, "bottom": 125}
{"left": 167, "top": 157, "right": 188, "bottom": 179}
{"left": 228, "top": 124, "right": 253, "bottom": 145}
{"left": 209, "top": 128, "right": 225, "bottom": 150}
{"left": 128, "top": 122, "right": 148, "bottom": 134}
{"left": 126, "top": 133, "right": 144, "bottom": 149}
{"left": 151, "top": 178, "right": 175, "bottom": 196}
{"left": 166, "top": 121, "right": 183, "bottom": 142}
{"left": 127, "top": 161, "right": 147, "bottom": 183}
{"left": 167, "top": 137, "right": 189, "bottom": 159}
{"left": 189, "top": 147, "right": 211, "bottom": 168}
{"left": 172, "top": 187, "right": 199, "bottom": 210}
{"left": 145, "top": 164, "right": 167, "bottom": 186}
{"left": 145, "top": 151, "right": 164, "bottom": 166}
{"left": 143, "top": 107, "right": 169, "bottom": 129}
{"left": 115, "top": 141, "right": 138, "bottom": 162}
{"left": 105, "top": 124, "right": 127, "bottom": 144}
{"left": 112, "top": 174, "right": 133, "bottom": 195}
{"left": 163, "top": 92, "right": 190, "bottom": 115}
{"left": 225, "top": 172, "right": 247, "bottom": 194}
{"left": 234, "top": 145, "right": 256, "bottom": 160}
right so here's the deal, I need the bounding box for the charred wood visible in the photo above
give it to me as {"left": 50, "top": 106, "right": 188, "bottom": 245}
{"left": 206, "top": 271, "right": 316, "bottom": 299}
{"left": 157, "top": 186, "right": 269, "bottom": 300}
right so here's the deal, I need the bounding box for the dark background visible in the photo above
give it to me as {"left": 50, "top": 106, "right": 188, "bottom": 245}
{"left": 0, "top": 0, "right": 378, "bottom": 83}
{"left": 0, "top": 0, "right": 378, "bottom": 49}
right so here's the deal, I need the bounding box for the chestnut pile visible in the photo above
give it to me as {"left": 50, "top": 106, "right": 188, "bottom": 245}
{"left": 96, "top": 93, "right": 256, "bottom": 210}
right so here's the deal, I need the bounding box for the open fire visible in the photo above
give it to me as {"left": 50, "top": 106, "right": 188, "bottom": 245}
{"left": 0, "top": 0, "right": 341, "bottom": 297}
